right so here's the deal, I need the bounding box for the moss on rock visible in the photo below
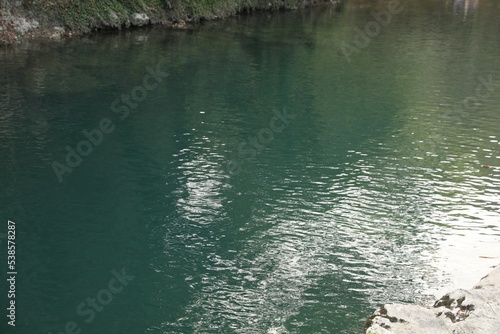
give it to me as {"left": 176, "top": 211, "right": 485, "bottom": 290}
{"left": 1, "top": 0, "right": 337, "bottom": 44}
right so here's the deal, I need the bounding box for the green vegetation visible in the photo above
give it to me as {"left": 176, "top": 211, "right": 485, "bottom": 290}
{"left": 22, "top": 0, "right": 163, "bottom": 31}
{"left": 0, "top": 0, "right": 331, "bottom": 45}
{"left": 18, "top": 0, "right": 325, "bottom": 33}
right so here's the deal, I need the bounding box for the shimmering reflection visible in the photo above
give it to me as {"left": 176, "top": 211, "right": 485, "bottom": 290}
{"left": 155, "top": 102, "right": 499, "bottom": 332}
{"left": 173, "top": 139, "right": 227, "bottom": 224}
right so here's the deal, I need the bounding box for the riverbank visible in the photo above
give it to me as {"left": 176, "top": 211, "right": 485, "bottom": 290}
{"left": 364, "top": 265, "right": 500, "bottom": 334}
{"left": 0, "top": 0, "right": 342, "bottom": 45}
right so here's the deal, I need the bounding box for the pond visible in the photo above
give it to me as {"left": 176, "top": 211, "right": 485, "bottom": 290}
{"left": 0, "top": 0, "right": 499, "bottom": 333}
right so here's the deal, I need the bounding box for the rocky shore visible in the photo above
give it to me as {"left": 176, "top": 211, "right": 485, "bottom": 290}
{"left": 364, "top": 265, "right": 500, "bottom": 333}
{"left": 0, "top": 0, "right": 342, "bottom": 45}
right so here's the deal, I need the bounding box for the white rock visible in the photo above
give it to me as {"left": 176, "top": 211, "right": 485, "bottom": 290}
{"left": 129, "top": 13, "right": 150, "bottom": 27}
{"left": 109, "top": 10, "right": 119, "bottom": 21}
{"left": 365, "top": 266, "right": 500, "bottom": 333}
{"left": 13, "top": 17, "right": 39, "bottom": 35}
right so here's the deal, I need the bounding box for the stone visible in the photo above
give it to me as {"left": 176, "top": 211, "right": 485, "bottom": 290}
{"left": 129, "top": 13, "right": 150, "bottom": 27}
{"left": 364, "top": 266, "right": 500, "bottom": 333}
{"left": 109, "top": 10, "right": 119, "bottom": 22}
{"left": 48, "top": 26, "right": 65, "bottom": 39}
{"left": 12, "top": 17, "right": 39, "bottom": 35}
{"left": 172, "top": 20, "right": 187, "bottom": 29}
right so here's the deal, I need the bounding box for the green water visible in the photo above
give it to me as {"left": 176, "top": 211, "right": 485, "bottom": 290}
{"left": 1, "top": 1, "right": 500, "bottom": 333}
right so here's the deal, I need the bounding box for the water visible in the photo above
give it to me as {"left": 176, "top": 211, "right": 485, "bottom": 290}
{"left": 1, "top": 0, "right": 500, "bottom": 333}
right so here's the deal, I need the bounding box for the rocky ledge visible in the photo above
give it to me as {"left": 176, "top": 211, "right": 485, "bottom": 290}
{"left": 364, "top": 265, "right": 500, "bottom": 334}
{"left": 0, "top": 0, "right": 343, "bottom": 46}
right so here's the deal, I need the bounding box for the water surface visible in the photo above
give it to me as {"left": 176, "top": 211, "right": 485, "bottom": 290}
{"left": 1, "top": 0, "right": 500, "bottom": 333}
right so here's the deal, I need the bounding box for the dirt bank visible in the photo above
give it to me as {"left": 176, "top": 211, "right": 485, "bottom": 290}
{"left": 0, "top": 0, "right": 342, "bottom": 45}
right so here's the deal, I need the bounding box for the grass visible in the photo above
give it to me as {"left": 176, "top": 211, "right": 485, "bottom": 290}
{"left": 8, "top": 0, "right": 325, "bottom": 37}
{"left": 22, "top": 0, "right": 164, "bottom": 31}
